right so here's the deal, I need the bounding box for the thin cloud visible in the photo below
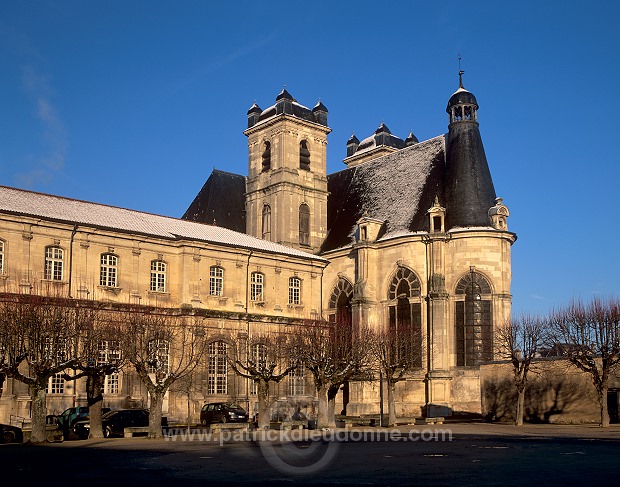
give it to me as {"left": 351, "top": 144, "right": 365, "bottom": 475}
{"left": 15, "top": 65, "right": 68, "bottom": 187}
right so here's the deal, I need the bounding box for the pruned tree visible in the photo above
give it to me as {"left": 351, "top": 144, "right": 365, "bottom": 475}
{"left": 370, "top": 324, "right": 423, "bottom": 427}
{"left": 61, "top": 306, "right": 123, "bottom": 438}
{"left": 120, "top": 308, "right": 207, "bottom": 438}
{"left": 0, "top": 293, "right": 77, "bottom": 443}
{"left": 294, "top": 320, "right": 373, "bottom": 429}
{"left": 228, "top": 332, "right": 296, "bottom": 429}
{"left": 549, "top": 297, "right": 620, "bottom": 427}
{"left": 495, "top": 314, "right": 547, "bottom": 426}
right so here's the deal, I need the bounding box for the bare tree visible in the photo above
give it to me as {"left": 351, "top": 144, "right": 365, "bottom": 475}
{"left": 549, "top": 298, "right": 620, "bottom": 427}
{"left": 120, "top": 308, "right": 207, "bottom": 438}
{"left": 370, "top": 324, "right": 423, "bottom": 427}
{"left": 495, "top": 314, "right": 547, "bottom": 426}
{"left": 294, "top": 320, "right": 373, "bottom": 429}
{"left": 61, "top": 306, "right": 123, "bottom": 438}
{"left": 0, "top": 293, "right": 77, "bottom": 443}
{"left": 228, "top": 332, "right": 295, "bottom": 429}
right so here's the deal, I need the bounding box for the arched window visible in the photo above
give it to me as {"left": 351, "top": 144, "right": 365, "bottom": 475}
{"left": 299, "top": 204, "right": 310, "bottom": 246}
{"left": 299, "top": 140, "right": 310, "bottom": 170}
{"left": 261, "top": 141, "right": 271, "bottom": 172}
{"left": 328, "top": 278, "right": 353, "bottom": 325}
{"left": 100, "top": 253, "right": 118, "bottom": 287}
{"left": 150, "top": 260, "right": 166, "bottom": 292}
{"left": 250, "top": 272, "right": 264, "bottom": 302}
{"left": 208, "top": 341, "right": 228, "bottom": 395}
{"left": 44, "top": 246, "right": 64, "bottom": 281}
{"left": 387, "top": 267, "right": 422, "bottom": 367}
{"left": 209, "top": 266, "right": 224, "bottom": 296}
{"left": 455, "top": 270, "right": 493, "bottom": 366}
{"left": 262, "top": 205, "right": 271, "bottom": 241}
{"left": 288, "top": 277, "right": 301, "bottom": 305}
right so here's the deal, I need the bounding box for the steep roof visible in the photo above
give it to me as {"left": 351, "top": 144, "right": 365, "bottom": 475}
{"left": 183, "top": 169, "right": 246, "bottom": 232}
{"left": 322, "top": 135, "right": 446, "bottom": 252}
{"left": 0, "top": 185, "right": 326, "bottom": 262}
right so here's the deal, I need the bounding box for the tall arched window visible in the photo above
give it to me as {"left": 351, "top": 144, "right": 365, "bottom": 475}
{"left": 208, "top": 341, "right": 228, "bottom": 395}
{"left": 328, "top": 278, "right": 353, "bottom": 325}
{"left": 44, "top": 246, "right": 64, "bottom": 281}
{"left": 455, "top": 270, "right": 493, "bottom": 366}
{"left": 261, "top": 141, "right": 271, "bottom": 171}
{"left": 387, "top": 267, "right": 422, "bottom": 367}
{"left": 262, "top": 205, "right": 271, "bottom": 241}
{"left": 299, "top": 140, "right": 310, "bottom": 170}
{"left": 299, "top": 204, "right": 310, "bottom": 246}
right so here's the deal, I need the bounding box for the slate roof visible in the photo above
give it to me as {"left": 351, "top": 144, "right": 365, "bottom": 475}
{"left": 0, "top": 185, "right": 325, "bottom": 261}
{"left": 183, "top": 169, "right": 246, "bottom": 232}
{"left": 322, "top": 135, "right": 446, "bottom": 252}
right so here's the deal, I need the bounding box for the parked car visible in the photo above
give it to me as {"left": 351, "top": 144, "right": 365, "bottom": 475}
{"left": 56, "top": 406, "right": 111, "bottom": 430}
{"left": 200, "top": 402, "right": 248, "bottom": 425}
{"left": 0, "top": 423, "right": 23, "bottom": 444}
{"left": 73, "top": 409, "right": 167, "bottom": 439}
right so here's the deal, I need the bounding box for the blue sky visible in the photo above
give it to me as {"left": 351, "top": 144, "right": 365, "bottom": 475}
{"left": 1, "top": 1, "right": 619, "bottom": 316}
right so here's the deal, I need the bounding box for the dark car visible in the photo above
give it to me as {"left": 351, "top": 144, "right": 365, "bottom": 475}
{"left": 200, "top": 402, "right": 248, "bottom": 425}
{"left": 57, "top": 406, "right": 111, "bottom": 430}
{"left": 74, "top": 409, "right": 150, "bottom": 438}
{"left": 0, "top": 423, "right": 23, "bottom": 444}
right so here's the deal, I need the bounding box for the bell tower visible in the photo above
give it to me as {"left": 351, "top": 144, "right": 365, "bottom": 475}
{"left": 244, "top": 89, "right": 331, "bottom": 253}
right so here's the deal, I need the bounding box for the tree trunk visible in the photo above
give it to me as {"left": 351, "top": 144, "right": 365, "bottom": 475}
{"left": 316, "top": 385, "right": 329, "bottom": 429}
{"left": 515, "top": 385, "right": 525, "bottom": 427}
{"left": 257, "top": 380, "right": 271, "bottom": 430}
{"left": 148, "top": 391, "right": 165, "bottom": 438}
{"left": 326, "top": 383, "right": 339, "bottom": 428}
{"left": 87, "top": 373, "right": 105, "bottom": 439}
{"left": 29, "top": 382, "right": 47, "bottom": 443}
{"left": 387, "top": 380, "right": 397, "bottom": 427}
{"left": 599, "top": 384, "right": 610, "bottom": 428}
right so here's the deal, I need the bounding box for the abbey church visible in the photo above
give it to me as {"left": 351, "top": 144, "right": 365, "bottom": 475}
{"left": 0, "top": 75, "right": 515, "bottom": 422}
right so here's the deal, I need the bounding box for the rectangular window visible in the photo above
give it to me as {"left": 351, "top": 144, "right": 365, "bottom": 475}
{"left": 250, "top": 344, "right": 267, "bottom": 395}
{"left": 250, "top": 272, "right": 264, "bottom": 302}
{"left": 98, "top": 340, "right": 121, "bottom": 365}
{"left": 209, "top": 266, "right": 224, "bottom": 296}
{"left": 0, "top": 241, "right": 4, "bottom": 274}
{"left": 147, "top": 339, "right": 170, "bottom": 375}
{"left": 288, "top": 277, "right": 301, "bottom": 305}
{"left": 289, "top": 363, "right": 305, "bottom": 396}
{"left": 44, "top": 246, "right": 63, "bottom": 281}
{"left": 47, "top": 373, "right": 65, "bottom": 394}
{"left": 104, "top": 373, "right": 120, "bottom": 394}
{"left": 150, "top": 260, "right": 166, "bottom": 292}
{"left": 208, "top": 341, "right": 228, "bottom": 395}
{"left": 100, "top": 254, "right": 118, "bottom": 287}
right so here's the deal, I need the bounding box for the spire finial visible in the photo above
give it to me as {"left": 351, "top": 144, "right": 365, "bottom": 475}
{"left": 457, "top": 53, "right": 464, "bottom": 88}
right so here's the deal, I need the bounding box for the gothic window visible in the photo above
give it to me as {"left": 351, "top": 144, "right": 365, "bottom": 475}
{"left": 150, "top": 260, "right": 166, "bottom": 292}
{"left": 100, "top": 253, "right": 118, "bottom": 287}
{"left": 250, "top": 272, "right": 264, "bottom": 302}
{"left": 262, "top": 205, "right": 271, "bottom": 241}
{"left": 147, "top": 339, "right": 170, "bottom": 376}
{"left": 328, "top": 278, "right": 353, "bottom": 325}
{"left": 288, "top": 277, "right": 301, "bottom": 305}
{"left": 44, "top": 246, "right": 63, "bottom": 281}
{"left": 299, "top": 204, "right": 310, "bottom": 246}
{"left": 387, "top": 267, "right": 422, "bottom": 367}
{"left": 261, "top": 141, "right": 271, "bottom": 172}
{"left": 299, "top": 140, "right": 310, "bottom": 170}
{"left": 209, "top": 266, "right": 224, "bottom": 296}
{"left": 455, "top": 271, "right": 493, "bottom": 366}
{"left": 208, "top": 341, "right": 228, "bottom": 395}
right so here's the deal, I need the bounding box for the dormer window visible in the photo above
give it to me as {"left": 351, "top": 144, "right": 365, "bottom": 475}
{"left": 299, "top": 140, "right": 310, "bottom": 171}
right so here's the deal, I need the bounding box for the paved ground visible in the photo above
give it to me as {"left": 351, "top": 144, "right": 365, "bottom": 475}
{"left": 3, "top": 423, "right": 620, "bottom": 486}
